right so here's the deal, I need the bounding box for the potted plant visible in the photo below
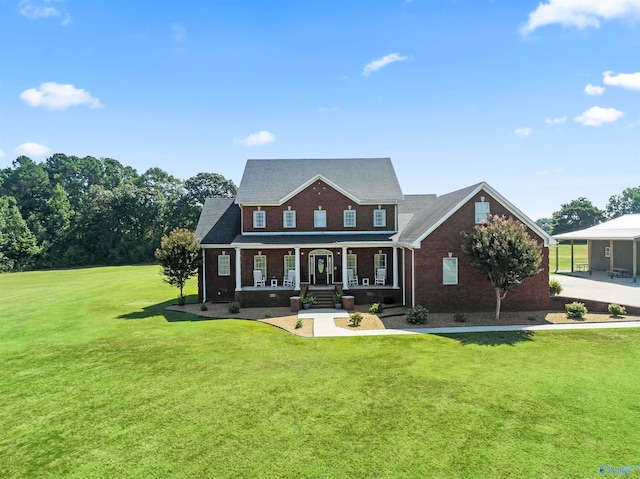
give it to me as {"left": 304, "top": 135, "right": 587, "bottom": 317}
{"left": 300, "top": 292, "right": 316, "bottom": 309}
{"left": 333, "top": 292, "right": 344, "bottom": 309}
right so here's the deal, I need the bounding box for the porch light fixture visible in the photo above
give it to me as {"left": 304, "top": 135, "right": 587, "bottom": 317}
{"left": 448, "top": 252, "right": 453, "bottom": 258}
{"left": 480, "top": 196, "right": 485, "bottom": 202}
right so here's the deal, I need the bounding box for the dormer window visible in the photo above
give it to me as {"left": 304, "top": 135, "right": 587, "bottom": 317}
{"left": 283, "top": 210, "right": 296, "bottom": 228}
{"left": 373, "top": 209, "right": 386, "bottom": 227}
{"left": 343, "top": 210, "right": 356, "bottom": 228}
{"left": 475, "top": 202, "right": 490, "bottom": 224}
{"left": 253, "top": 210, "right": 266, "bottom": 228}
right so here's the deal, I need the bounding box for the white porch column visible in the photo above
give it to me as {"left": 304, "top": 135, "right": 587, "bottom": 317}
{"left": 294, "top": 247, "right": 301, "bottom": 290}
{"left": 235, "top": 247, "right": 242, "bottom": 291}
{"left": 392, "top": 246, "right": 399, "bottom": 288}
{"left": 342, "top": 246, "right": 349, "bottom": 290}
{"left": 202, "top": 249, "right": 207, "bottom": 302}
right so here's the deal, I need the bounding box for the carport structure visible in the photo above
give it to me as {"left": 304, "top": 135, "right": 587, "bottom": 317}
{"left": 553, "top": 214, "right": 639, "bottom": 283}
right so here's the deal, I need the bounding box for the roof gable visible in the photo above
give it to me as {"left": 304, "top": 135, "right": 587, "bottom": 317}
{"left": 235, "top": 158, "right": 404, "bottom": 205}
{"left": 195, "top": 198, "right": 240, "bottom": 245}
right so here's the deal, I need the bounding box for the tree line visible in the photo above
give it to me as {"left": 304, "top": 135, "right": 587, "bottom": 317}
{"left": 536, "top": 187, "right": 640, "bottom": 235}
{"left": 0, "top": 154, "right": 236, "bottom": 272}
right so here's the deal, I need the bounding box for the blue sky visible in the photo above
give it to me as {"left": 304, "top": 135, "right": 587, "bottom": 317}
{"left": 1, "top": 0, "right": 639, "bottom": 220}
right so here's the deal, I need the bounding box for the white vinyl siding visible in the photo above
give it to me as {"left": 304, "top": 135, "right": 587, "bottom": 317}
{"left": 283, "top": 210, "right": 296, "bottom": 228}
{"left": 254, "top": 255, "right": 267, "bottom": 278}
{"left": 373, "top": 209, "right": 386, "bottom": 227}
{"left": 344, "top": 210, "right": 356, "bottom": 228}
{"left": 253, "top": 210, "right": 266, "bottom": 228}
{"left": 443, "top": 257, "right": 458, "bottom": 285}
{"left": 475, "top": 202, "right": 490, "bottom": 224}
{"left": 314, "top": 210, "right": 327, "bottom": 228}
{"left": 218, "top": 254, "right": 230, "bottom": 276}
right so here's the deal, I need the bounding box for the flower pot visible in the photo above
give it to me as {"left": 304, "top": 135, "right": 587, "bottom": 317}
{"left": 302, "top": 303, "right": 311, "bottom": 310}
{"left": 335, "top": 303, "right": 342, "bottom": 309}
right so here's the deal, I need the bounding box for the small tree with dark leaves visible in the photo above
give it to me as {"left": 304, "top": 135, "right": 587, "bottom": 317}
{"left": 155, "top": 228, "right": 200, "bottom": 305}
{"left": 463, "top": 216, "right": 542, "bottom": 321}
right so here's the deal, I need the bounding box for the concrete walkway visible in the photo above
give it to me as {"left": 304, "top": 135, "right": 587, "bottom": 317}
{"left": 299, "top": 308, "right": 640, "bottom": 338}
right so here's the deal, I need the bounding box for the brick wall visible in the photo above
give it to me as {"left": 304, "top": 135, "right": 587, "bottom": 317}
{"left": 200, "top": 248, "right": 236, "bottom": 302}
{"left": 413, "top": 189, "right": 551, "bottom": 312}
{"left": 241, "top": 179, "right": 395, "bottom": 233}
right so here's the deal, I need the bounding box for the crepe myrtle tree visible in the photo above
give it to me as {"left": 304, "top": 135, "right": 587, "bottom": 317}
{"left": 155, "top": 228, "right": 200, "bottom": 305}
{"left": 463, "top": 215, "right": 542, "bottom": 321}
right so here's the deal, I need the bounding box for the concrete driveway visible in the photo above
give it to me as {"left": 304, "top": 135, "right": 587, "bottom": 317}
{"left": 553, "top": 271, "right": 640, "bottom": 308}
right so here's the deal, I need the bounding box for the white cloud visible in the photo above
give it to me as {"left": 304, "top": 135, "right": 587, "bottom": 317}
{"left": 362, "top": 53, "right": 408, "bottom": 76}
{"left": 573, "top": 106, "right": 624, "bottom": 126}
{"left": 171, "top": 23, "right": 186, "bottom": 43}
{"left": 0, "top": 149, "right": 5, "bottom": 158}
{"left": 20, "top": 82, "right": 103, "bottom": 110}
{"left": 515, "top": 127, "right": 532, "bottom": 137}
{"left": 521, "top": 0, "right": 640, "bottom": 33}
{"left": 19, "top": 0, "right": 71, "bottom": 26}
{"left": 625, "top": 120, "right": 640, "bottom": 129}
{"left": 603, "top": 70, "right": 640, "bottom": 90}
{"left": 237, "top": 130, "right": 275, "bottom": 147}
{"left": 584, "top": 84, "right": 605, "bottom": 95}
{"left": 546, "top": 116, "right": 567, "bottom": 124}
{"left": 14, "top": 142, "right": 52, "bottom": 157}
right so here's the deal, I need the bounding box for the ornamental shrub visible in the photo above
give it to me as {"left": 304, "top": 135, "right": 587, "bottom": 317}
{"left": 608, "top": 304, "right": 626, "bottom": 317}
{"left": 349, "top": 312, "right": 363, "bottom": 327}
{"left": 228, "top": 302, "right": 241, "bottom": 314}
{"left": 549, "top": 279, "right": 563, "bottom": 295}
{"left": 453, "top": 312, "right": 467, "bottom": 323}
{"left": 565, "top": 301, "right": 587, "bottom": 319}
{"left": 295, "top": 319, "right": 303, "bottom": 329}
{"left": 407, "top": 305, "right": 429, "bottom": 324}
{"left": 369, "top": 302, "right": 384, "bottom": 314}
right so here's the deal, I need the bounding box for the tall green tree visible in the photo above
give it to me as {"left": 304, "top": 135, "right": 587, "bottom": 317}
{"left": 606, "top": 186, "right": 640, "bottom": 219}
{"left": 155, "top": 228, "right": 200, "bottom": 305}
{"left": 535, "top": 217, "right": 552, "bottom": 234}
{"left": 464, "top": 216, "right": 542, "bottom": 321}
{"left": 184, "top": 172, "right": 237, "bottom": 206}
{"left": 0, "top": 196, "right": 41, "bottom": 271}
{"left": 551, "top": 197, "right": 605, "bottom": 234}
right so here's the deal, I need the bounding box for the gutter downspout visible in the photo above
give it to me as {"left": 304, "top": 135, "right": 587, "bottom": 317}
{"left": 202, "top": 249, "right": 206, "bottom": 303}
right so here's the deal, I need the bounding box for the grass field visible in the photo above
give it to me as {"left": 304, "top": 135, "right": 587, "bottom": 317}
{"left": 2, "top": 266, "right": 639, "bottom": 478}
{"left": 549, "top": 242, "right": 588, "bottom": 271}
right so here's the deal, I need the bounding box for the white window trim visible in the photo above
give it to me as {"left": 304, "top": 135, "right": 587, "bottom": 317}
{"left": 284, "top": 255, "right": 295, "bottom": 274}
{"left": 475, "top": 202, "right": 490, "bottom": 224}
{"left": 253, "top": 210, "right": 266, "bottom": 229}
{"left": 374, "top": 209, "right": 386, "bottom": 227}
{"left": 283, "top": 210, "right": 296, "bottom": 228}
{"left": 344, "top": 210, "right": 356, "bottom": 228}
{"left": 443, "top": 257, "right": 458, "bottom": 285}
{"left": 374, "top": 253, "right": 387, "bottom": 277}
{"left": 218, "top": 254, "right": 230, "bottom": 276}
{"left": 314, "top": 210, "right": 327, "bottom": 228}
{"left": 254, "top": 255, "right": 267, "bottom": 278}
{"left": 347, "top": 253, "right": 357, "bottom": 273}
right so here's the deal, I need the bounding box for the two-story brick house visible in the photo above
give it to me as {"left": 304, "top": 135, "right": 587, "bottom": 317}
{"left": 195, "top": 158, "right": 553, "bottom": 312}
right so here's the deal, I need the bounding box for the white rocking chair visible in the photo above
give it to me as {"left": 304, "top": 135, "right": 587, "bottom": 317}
{"left": 375, "top": 268, "right": 386, "bottom": 286}
{"left": 253, "top": 269, "right": 266, "bottom": 287}
{"left": 283, "top": 269, "right": 295, "bottom": 287}
{"left": 346, "top": 268, "right": 359, "bottom": 287}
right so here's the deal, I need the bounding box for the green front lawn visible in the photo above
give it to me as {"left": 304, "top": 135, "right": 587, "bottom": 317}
{"left": 1, "top": 266, "right": 638, "bottom": 478}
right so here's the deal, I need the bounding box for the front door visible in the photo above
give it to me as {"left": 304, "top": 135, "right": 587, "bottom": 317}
{"left": 315, "top": 255, "right": 328, "bottom": 285}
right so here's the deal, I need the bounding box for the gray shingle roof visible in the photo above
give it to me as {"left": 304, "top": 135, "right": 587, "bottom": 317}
{"left": 396, "top": 184, "right": 481, "bottom": 244}
{"left": 235, "top": 158, "right": 404, "bottom": 204}
{"left": 195, "top": 198, "right": 240, "bottom": 245}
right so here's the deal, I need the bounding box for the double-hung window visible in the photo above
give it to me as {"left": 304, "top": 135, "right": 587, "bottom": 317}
{"left": 253, "top": 210, "right": 266, "bottom": 228}
{"left": 254, "top": 254, "right": 267, "bottom": 279}
{"left": 218, "top": 254, "right": 230, "bottom": 276}
{"left": 475, "top": 202, "right": 490, "bottom": 224}
{"left": 284, "top": 255, "right": 295, "bottom": 275}
{"left": 443, "top": 257, "right": 458, "bottom": 285}
{"left": 347, "top": 253, "right": 357, "bottom": 273}
{"left": 314, "top": 210, "right": 327, "bottom": 228}
{"left": 373, "top": 209, "right": 386, "bottom": 227}
{"left": 344, "top": 210, "right": 356, "bottom": 228}
{"left": 374, "top": 253, "right": 387, "bottom": 275}
{"left": 283, "top": 210, "right": 296, "bottom": 228}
